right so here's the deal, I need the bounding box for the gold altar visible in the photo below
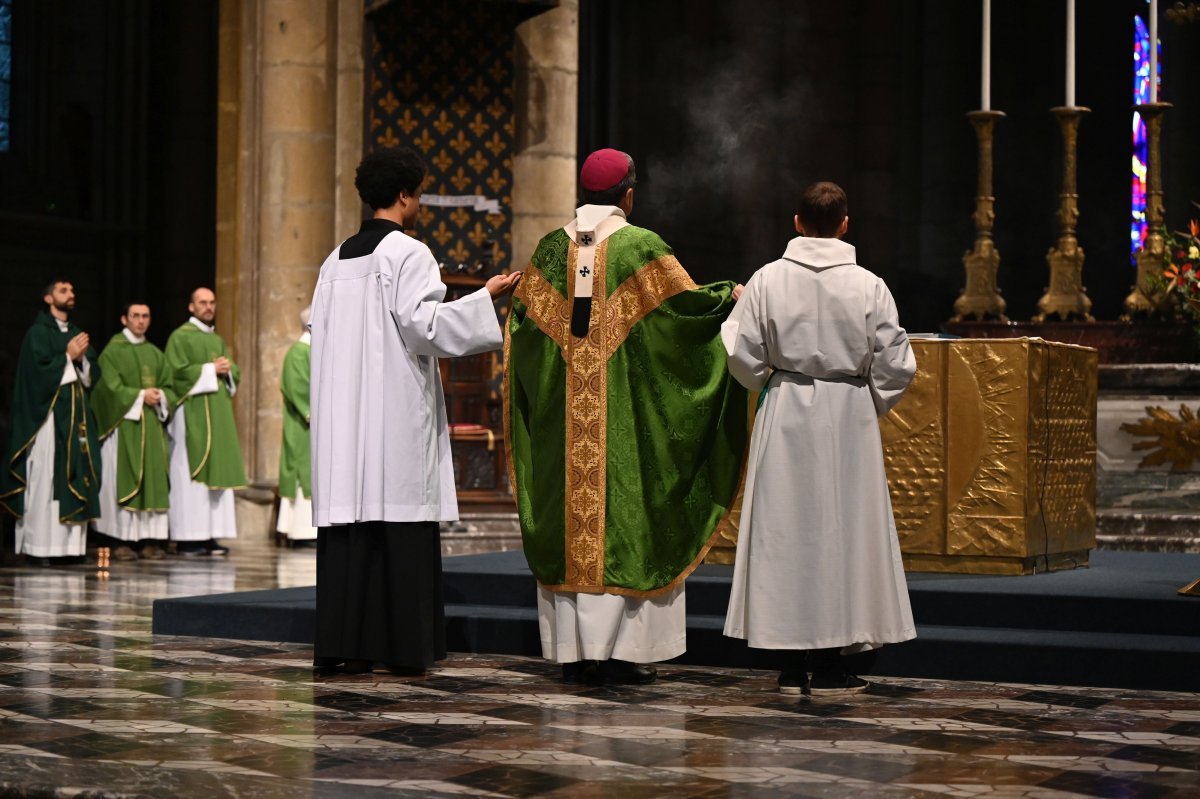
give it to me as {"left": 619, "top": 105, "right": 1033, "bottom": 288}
{"left": 707, "top": 338, "right": 1098, "bottom": 575}
{"left": 884, "top": 338, "right": 1096, "bottom": 574}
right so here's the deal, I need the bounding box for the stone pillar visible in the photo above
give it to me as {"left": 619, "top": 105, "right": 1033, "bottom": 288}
{"left": 216, "top": 0, "right": 362, "bottom": 532}
{"left": 512, "top": 0, "right": 579, "bottom": 268}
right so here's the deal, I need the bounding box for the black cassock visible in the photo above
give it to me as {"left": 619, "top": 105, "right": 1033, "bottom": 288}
{"left": 313, "top": 521, "right": 445, "bottom": 669}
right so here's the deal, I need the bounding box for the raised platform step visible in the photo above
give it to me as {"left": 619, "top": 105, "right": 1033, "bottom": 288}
{"left": 152, "top": 549, "right": 1200, "bottom": 691}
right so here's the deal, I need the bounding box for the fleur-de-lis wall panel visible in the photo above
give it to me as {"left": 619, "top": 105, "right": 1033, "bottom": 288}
{"left": 367, "top": 0, "right": 554, "bottom": 275}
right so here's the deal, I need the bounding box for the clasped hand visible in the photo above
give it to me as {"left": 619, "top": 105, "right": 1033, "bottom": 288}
{"left": 213, "top": 356, "right": 231, "bottom": 376}
{"left": 144, "top": 388, "right": 163, "bottom": 407}
{"left": 65, "top": 333, "right": 89, "bottom": 362}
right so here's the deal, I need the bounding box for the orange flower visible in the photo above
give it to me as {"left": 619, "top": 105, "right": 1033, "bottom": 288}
{"left": 1164, "top": 263, "right": 1180, "bottom": 284}
{"left": 1190, "top": 219, "right": 1199, "bottom": 238}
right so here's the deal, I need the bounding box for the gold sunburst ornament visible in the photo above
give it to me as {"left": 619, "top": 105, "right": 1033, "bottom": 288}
{"left": 1121, "top": 405, "right": 1200, "bottom": 471}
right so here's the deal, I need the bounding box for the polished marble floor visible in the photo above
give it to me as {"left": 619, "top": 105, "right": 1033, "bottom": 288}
{"left": 0, "top": 535, "right": 1198, "bottom": 798}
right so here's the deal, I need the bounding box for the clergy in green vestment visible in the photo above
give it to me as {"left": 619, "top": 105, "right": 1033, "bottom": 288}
{"left": 277, "top": 306, "right": 315, "bottom": 542}
{"left": 164, "top": 287, "right": 245, "bottom": 554}
{"left": 0, "top": 279, "right": 102, "bottom": 560}
{"left": 504, "top": 149, "right": 749, "bottom": 685}
{"left": 90, "top": 302, "right": 175, "bottom": 560}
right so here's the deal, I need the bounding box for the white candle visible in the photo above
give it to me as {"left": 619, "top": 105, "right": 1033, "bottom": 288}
{"left": 1149, "top": 0, "right": 1158, "bottom": 103}
{"left": 1066, "top": 0, "right": 1076, "bottom": 107}
{"left": 982, "top": 0, "right": 992, "bottom": 111}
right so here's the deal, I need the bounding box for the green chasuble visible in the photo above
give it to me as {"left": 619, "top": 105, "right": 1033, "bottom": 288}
{"left": 0, "top": 312, "right": 102, "bottom": 521}
{"left": 505, "top": 226, "right": 748, "bottom": 597}
{"left": 91, "top": 333, "right": 176, "bottom": 511}
{"left": 164, "top": 321, "right": 247, "bottom": 489}
{"left": 278, "top": 337, "right": 311, "bottom": 498}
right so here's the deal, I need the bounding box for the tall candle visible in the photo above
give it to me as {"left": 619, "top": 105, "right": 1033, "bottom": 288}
{"left": 1066, "top": 0, "right": 1076, "bottom": 107}
{"left": 982, "top": 0, "right": 991, "bottom": 111}
{"left": 1149, "top": 0, "right": 1158, "bottom": 103}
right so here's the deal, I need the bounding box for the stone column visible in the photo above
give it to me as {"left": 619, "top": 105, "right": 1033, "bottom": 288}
{"left": 512, "top": 0, "right": 579, "bottom": 268}
{"left": 216, "top": 0, "right": 362, "bottom": 532}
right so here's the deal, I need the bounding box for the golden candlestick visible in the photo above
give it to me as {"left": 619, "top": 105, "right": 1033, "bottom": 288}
{"left": 953, "top": 110, "right": 1008, "bottom": 322}
{"left": 1036, "top": 107, "right": 1094, "bottom": 322}
{"left": 1124, "top": 102, "right": 1173, "bottom": 318}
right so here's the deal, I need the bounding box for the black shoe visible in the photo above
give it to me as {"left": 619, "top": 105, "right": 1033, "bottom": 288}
{"left": 809, "top": 672, "right": 869, "bottom": 696}
{"left": 176, "top": 543, "right": 207, "bottom": 557}
{"left": 206, "top": 541, "right": 230, "bottom": 556}
{"left": 383, "top": 663, "right": 426, "bottom": 677}
{"left": 562, "top": 660, "right": 603, "bottom": 685}
{"left": 778, "top": 670, "right": 808, "bottom": 696}
{"left": 605, "top": 659, "right": 657, "bottom": 685}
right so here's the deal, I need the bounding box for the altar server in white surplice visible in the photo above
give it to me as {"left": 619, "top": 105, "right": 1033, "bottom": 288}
{"left": 309, "top": 146, "right": 520, "bottom": 675}
{"left": 722, "top": 182, "right": 917, "bottom": 697}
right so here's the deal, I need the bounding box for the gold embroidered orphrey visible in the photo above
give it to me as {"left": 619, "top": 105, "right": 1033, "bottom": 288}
{"left": 505, "top": 240, "right": 746, "bottom": 596}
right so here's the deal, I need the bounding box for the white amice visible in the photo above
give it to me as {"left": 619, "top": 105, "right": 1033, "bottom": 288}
{"left": 537, "top": 585, "right": 686, "bottom": 664}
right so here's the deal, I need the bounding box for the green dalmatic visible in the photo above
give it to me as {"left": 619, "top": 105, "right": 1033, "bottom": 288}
{"left": 164, "top": 322, "right": 247, "bottom": 489}
{"left": 91, "top": 333, "right": 176, "bottom": 511}
{"left": 278, "top": 337, "right": 311, "bottom": 498}
{"left": 0, "top": 312, "right": 102, "bottom": 522}
{"left": 505, "top": 226, "right": 748, "bottom": 597}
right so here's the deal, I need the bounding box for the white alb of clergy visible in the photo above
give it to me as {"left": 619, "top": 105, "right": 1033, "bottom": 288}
{"left": 722, "top": 236, "right": 917, "bottom": 653}
{"left": 277, "top": 330, "right": 316, "bottom": 541}
{"left": 310, "top": 221, "right": 502, "bottom": 526}
{"left": 167, "top": 317, "right": 237, "bottom": 541}
{"left": 95, "top": 328, "right": 170, "bottom": 542}
{"left": 16, "top": 318, "right": 93, "bottom": 558}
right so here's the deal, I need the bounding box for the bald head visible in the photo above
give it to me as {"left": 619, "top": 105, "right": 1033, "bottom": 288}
{"left": 189, "top": 287, "right": 216, "bottom": 324}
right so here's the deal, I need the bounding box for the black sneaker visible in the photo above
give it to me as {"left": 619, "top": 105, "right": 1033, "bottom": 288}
{"left": 176, "top": 543, "right": 207, "bottom": 557}
{"left": 809, "top": 672, "right": 870, "bottom": 696}
{"left": 206, "top": 541, "right": 230, "bottom": 556}
{"left": 778, "top": 670, "right": 808, "bottom": 696}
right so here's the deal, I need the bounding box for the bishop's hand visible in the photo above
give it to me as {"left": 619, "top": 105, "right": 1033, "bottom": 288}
{"left": 66, "top": 333, "right": 89, "bottom": 362}
{"left": 486, "top": 271, "right": 522, "bottom": 300}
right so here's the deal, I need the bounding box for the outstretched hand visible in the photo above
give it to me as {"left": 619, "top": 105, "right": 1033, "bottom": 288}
{"left": 487, "top": 271, "right": 522, "bottom": 299}
{"left": 733, "top": 284, "right": 745, "bottom": 302}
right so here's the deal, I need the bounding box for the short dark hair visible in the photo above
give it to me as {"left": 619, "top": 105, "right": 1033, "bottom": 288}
{"left": 43, "top": 278, "right": 72, "bottom": 296}
{"left": 355, "top": 147, "right": 428, "bottom": 210}
{"left": 121, "top": 300, "right": 150, "bottom": 318}
{"left": 582, "top": 154, "right": 637, "bottom": 206}
{"left": 797, "top": 182, "right": 848, "bottom": 237}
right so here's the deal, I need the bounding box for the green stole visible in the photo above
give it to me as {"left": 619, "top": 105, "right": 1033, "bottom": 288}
{"left": 506, "top": 225, "right": 749, "bottom": 597}
{"left": 164, "top": 321, "right": 247, "bottom": 489}
{"left": 0, "top": 312, "right": 102, "bottom": 522}
{"left": 278, "top": 337, "right": 311, "bottom": 498}
{"left": 92, "top": 332, "right": 176, "bottom": 511}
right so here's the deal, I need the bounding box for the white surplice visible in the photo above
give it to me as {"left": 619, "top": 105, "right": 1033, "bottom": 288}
{"left": 309, "top": 219, "right": 503, "bottom": 526}
{"left": 167, "top": 317, "right": 238, "bottom": 542}
{"left": 94, "top": 328, "right": 170, "bottom": 543}
{"left": 15, "top": 318, "right": 93, "bottom": 558}
{"left": 722, "top": 236, "right": 917, "bottom": 653}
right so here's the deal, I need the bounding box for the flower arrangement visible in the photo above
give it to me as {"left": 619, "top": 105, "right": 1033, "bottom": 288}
{"left": 1161, "top": 211, "right": 1200, "bottom": 325}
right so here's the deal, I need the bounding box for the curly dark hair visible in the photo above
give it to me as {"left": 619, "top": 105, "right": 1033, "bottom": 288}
{"left": 355, "top": 147, "right": 428, "bottom": 210}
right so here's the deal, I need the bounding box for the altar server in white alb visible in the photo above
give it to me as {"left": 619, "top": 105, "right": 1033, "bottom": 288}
{"left": 722, "top": 182, "right": 917, "bottom": 696}
{"left": 309, "top": 146, "right": 520, "bottom": 675}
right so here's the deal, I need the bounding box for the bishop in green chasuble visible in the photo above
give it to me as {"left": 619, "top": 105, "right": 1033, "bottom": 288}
{"left": 507, "top": 224, "right": 747, "bottom": 598}
{"left": 91, "top": 319, "right": 176, "bottom": 544}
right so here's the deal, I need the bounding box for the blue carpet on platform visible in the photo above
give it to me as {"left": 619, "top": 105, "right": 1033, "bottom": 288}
{"left": 151, "top": 550, "right": 1200, "bottom": 690}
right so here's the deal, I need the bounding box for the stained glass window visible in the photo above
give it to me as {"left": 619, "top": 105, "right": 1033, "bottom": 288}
{"left": 1131, "top": 7, "right": 1161, "bottom": 262}
{"left": 0, "top": 0, "right": 10, "bottom": 152}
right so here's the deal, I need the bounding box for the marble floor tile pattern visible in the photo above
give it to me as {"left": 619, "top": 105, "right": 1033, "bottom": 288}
{"left": 0, "top": 537, "right": 1198, "bottom": 797}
